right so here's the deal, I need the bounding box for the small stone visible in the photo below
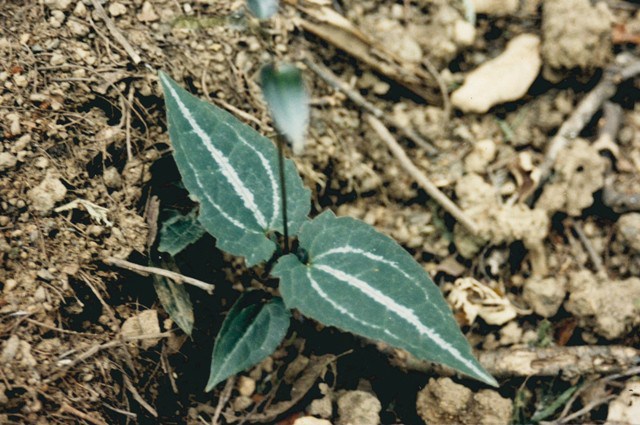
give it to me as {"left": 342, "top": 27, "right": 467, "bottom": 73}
{"left": 108, "top": 2, "right": 127, "bottom": 17}
{"left": 4, "top": 279, "right": 18, "bottom": 292}
{"left": 606, "top": 381, "right": 640, "bottom": 424}
{"left": 28, "top": 174, "right": 67, "bottom": 213}
{"left": 233, "top": 395, "right": 253, "bottom": 411}
{"left": 49, "top": 10, "right": 66, "bottom": 28}
{"left": 37, "top": 269, "right": 55, "bottom": 281}
{"left": 617, "top": 213, "right": 640, "bottom": 253}
{"left": 464, "top": 139, "right": 496, "bottom": 173}
{"left": 472, "top": 0, "right": 519, "bottom": 16}
{"left": 73, "top": 1, "right": 87, "bottom": 17}
{"left": 50, "top": 52, "right": 66, "bottom": 66}
{"left": 13, "top": 74, "right": 28, "bottom": 88}
{"left": 451, "top": 34, "right": 541, "bottom": 113}
{"left": 454, "top": 19, "right": 476, "bottom": 46}
{"left": 103, "top": 167, "right": 123, "bottom": 189}
{"left": 34, "top": 286, "right": 47, "bottom": 302}
{"left": 293, "top": 417, "right": 333, "bottom": 425}
{"left": 337, "top": 391, "right": 381, "bottom": 425}
{"left": 0, "top": 152, "right": 17, "bottom": 171}
{"left": 522, "top": 276, "right": 566, "bottom": 317}
{"left": 137, "top": 1, "right": 159, "bottom": 22}
{"left": 67, "top": 20, "right": 89, "bottom": 37}
{"left": 33, "top": 157, "right": 49, "bottom": 169}
{"left": 121, "top": 310, "right": 161, "bottom": 349}
{"left": 237, "top": 376, "right": 256, "bottom": 397}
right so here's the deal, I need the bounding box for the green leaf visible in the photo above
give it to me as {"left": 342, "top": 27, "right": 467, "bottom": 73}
{"left": 152, "top": 259, "right": 195, "bottom": 336}
{"left": 206, "top": 293, "right": 290, "bottom": 391}
{"left": 247, "top": 0, "right": 279, "bottom": 19}
{"left": 158, "top": 210, "right": 206, "bottom": 256}
{"left": 260, "top": 63, "right": 309, "bottom": 154}
{"left": 272, "top": 211, "right": 498, "bottom": 387}
{"left": 159, "top": 72, "right": 311, "bottom": 266}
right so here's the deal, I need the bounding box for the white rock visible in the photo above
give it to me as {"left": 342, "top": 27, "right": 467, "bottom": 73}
{"left": 451, "top": 34, "right": 541, "bottom": 113}
{"left": 237, "top": 376, "right": 256, "bottom": 397}
{"left": 464, "top": 139, "right": 496, "bottom": 173}
{"left": 121, "top": 310, "right": 161, "bottom": 349}
{"left": 472, "top": 0, "right": 519, "bottom": 16}
{"left": 337, "top": 391, "right": 381, "bottom": 425}
{"left": 606, "top": 381, "right": 640, "bottom": 425}
{"left": 108, "top": 2, "right": 127, "bottom": 17}
{"left": 293, "top": 417, "right": 333, "bottom": 425}
{"left": 454, "top": 19, "right": 476, "bottom": 46}
{"left": 28, "top": 174, "right": 67, "bottom": 213}
{"left": 67, "top": 20, "right": 89, "bottom": 37}
{"left": 137, "top": 1, "right": 159, "bottom": 22}
{"left": 73, "top": 1, "right": 87, "bottom": 18}
{"left": 0, "top": 152, "right": 17, "bottom": 171}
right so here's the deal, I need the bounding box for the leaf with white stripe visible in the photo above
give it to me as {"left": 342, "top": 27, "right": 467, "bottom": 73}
{"left": 205, "top": 293, "right": 290, "bottom": 391}
{"left": 272, "top": 211, "right": 497, "bottom": 387}
{"left": 158, "top": 209, "right": 206, "bottom": 256}
{"left": 159, "top": 72, "right": 311, "bottom": 266}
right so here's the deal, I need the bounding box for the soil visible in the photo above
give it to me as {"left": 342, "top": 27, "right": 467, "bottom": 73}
{"left": 2, "top": 0, "right": 640, "bottom": 424}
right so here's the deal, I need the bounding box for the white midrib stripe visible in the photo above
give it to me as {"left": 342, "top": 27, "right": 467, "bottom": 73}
{"left": 221, "top": 120, "right": 280, "bottom": 229}
{"left": 161, "top": 74, "right": 268, "bottom": 229}
{"left": 315, "top": 246, "right": 429, "bottom": 300}
{"left": 314, "top": 264, "right": 492, "bottom": 382}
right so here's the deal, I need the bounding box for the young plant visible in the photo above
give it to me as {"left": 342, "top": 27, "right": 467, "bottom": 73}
{"left": 158, "top": 70, "right": 498, "bottom": 390}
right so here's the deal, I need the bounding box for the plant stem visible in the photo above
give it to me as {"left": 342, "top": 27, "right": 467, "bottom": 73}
{"left": 277, "top": 134, "right": 290, "bottom": 253}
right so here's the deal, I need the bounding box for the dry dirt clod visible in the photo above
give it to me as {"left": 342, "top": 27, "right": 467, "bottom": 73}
{"left": 121, "top": 309, "right": 161, "bottom": 349}
{"left": 537, "top": 139, "right": 606, "bottom": 216}
{"left": 471, "top": 0, "right": 520, "bottom": 16}
{"left": 416, "top": 378, "right": 512, "bottom": 425}
{"left": 336, "top": 390, "right": 381, "bottom": 425}
{"left": 308, "top": 383, "right": 333, "bottom": 419}
{"left": 236, "top": 376, "right": 255, "bottom": 397}
{"left": 451, "top": 34, "right": 542, "bottom": 113}
{"left": 27, "top": 173, "right": 68, "bottom": 213}
{"left": 616, "top": 213, "right": 640, "bottom": 253}
{"left": 565, "top": 270, "right": 640, "bottom": 339}
{"left": 606, "top": 380, "right": 640, "bottom": 424}
{"left": 137, "top": 1, "right": 159, "bottom": 22}
{"left": 542, "top": 0, "right": 612, "bottom": 78}
{"left": 293, "top": 417, "right": 333, "bottom": 425}
{"left": 0, "top": 152, "right": 18, "bottom": 171}
{"left": 522, "top": 276, "right": 567, "bottom": 317}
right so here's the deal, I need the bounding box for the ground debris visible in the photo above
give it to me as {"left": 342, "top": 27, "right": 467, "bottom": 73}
{"left": 416, "top": 377, "right": 512, "bottom": 425}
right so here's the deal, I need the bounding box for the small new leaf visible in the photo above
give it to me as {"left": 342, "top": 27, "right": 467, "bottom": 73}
{"left": 247, "top": 0, "right": 279, "bottom": 20}
{"left": 152, "top": 259, "right": 194, "bottom": 336}
{"left": 273, "top": 211, "right": 497, "bottom": 387}
{"left": 158, "top": 210, "right": 206, "bottom": 256}
{"left": 206, "top": 293, "right": 290, "bottom": 391}
{"left": 260, "top": 63, "right": 309, "bottom": 154}
{"left": 159, "top": 72, "right": 311, "bottom": 266}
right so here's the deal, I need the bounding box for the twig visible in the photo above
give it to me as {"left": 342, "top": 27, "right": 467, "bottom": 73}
{"left": 124, "top": 374, "right": 158, "bottom": 418}
{"left": 571, "top": 220, "right": 606, "bottom": 276}
{"left": 103, "top": 256, "right": 215, "bottom": 294}
{"left": 304, "top": 57, "right": 438, "bottom": 155}
{"left": 366, "top": 114, "right": 480, "bottom": 235}
{"left": 57, "top": 403, "right": 108, "bottom": 425}
{"left": 533, "top": 55, "right": 640, "bottom": 202}
{"left": 554, "top": 395, "right": 616, "bottom": 424}
{"left": 89, "top": 0, "right": 142, "bottom": 65}
{"left": 385, "top": 345, "right": 640, "bottom": 377}
{"left": 421, "top": 56, "right": 451, "bottom": 128}
{"left": 211, "top": 376, "right": 236, "bottom": 425}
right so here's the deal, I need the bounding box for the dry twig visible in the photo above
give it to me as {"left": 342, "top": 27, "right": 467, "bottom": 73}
{"left": 211, "top": 376, "right": 236, "bottom": 425}
{"left": 103, "top": 256, "right": 216, "bottom": 294}
{"left": 89, "top": 0, "right": 142, "bottom": 65}
{"left": 533, "top": 55, "right": 640, "bottom": 202}
{"left": 367, "top": 114, "right": 480, "bottom": 235}
{"left": 305, "top": 57, "right": 438, "bottom": 155}
{"left": 124, "top": 374, "right": 158, "bottom": 418}
{"left": 571, "top": 220, "right": 606, "bottom": 276}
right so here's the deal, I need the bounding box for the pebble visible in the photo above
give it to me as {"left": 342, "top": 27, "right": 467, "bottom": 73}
{"left": 451, "top": 34, "right": 541, "bottom": 113}
{"left": 454, "top": 19, "right": 476, "bottom": 46}
{"left": 108, "top": 2, "right": 127, "bottom": 17}
{"left": 616, "top": 213, "right": 640, "bottom": 253}
{"left": 137, "top": 1, "right": 159, "bottom": 22}
{"left": 237, "top": 376, "right": 256, "bottom": 397}
{"left": 336, "top": 391, "right": 381, "bottom": 425}
{"left": 0, "top": 152, "right": 17, "bottom": 171}
{"left": 121, "top": 310, "right": 161, "bottom": 349}
{"left": 472, "top": 0, "right": 519, "bottom": 16}
{"left": 293, "top": 417, "right": 332, "bottom": 425}
{"left": 27, "top": 174, "right": 67, "bottom": 213}
{"left": 73, "top": 1, "right": 87, "bottom": 18}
